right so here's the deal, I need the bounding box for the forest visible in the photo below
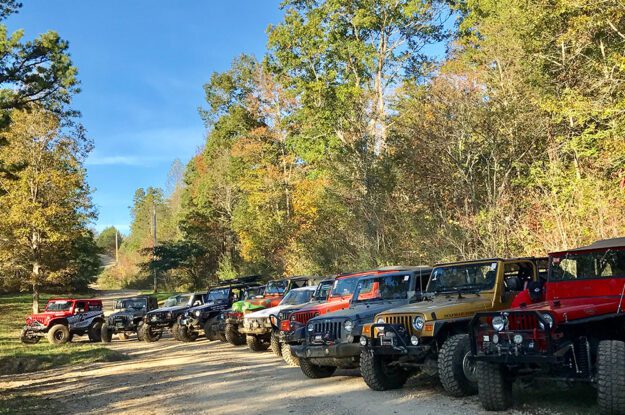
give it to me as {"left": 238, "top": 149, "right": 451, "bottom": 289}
{"left": 1, "top": 0, "right": 624, "bottom": 297}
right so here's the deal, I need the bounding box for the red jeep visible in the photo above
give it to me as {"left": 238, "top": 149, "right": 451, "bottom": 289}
{"left": 21, "top": 298, "right": 105, "bottom": 345}
{"left": 470, "top": 237, "right": 625, "bottom": 414}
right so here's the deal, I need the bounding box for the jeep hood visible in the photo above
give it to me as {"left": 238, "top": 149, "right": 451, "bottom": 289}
{"left": 381, "top": 294, "right": 493, "bottom": 320}
{"left": 504, "top": 297, "right": 623, "bottom": 324}
{"left": 187, "top": 301, "right": 219, "bottom": 313}
{"left": 245, "top": 303, "right": 304, "bottom": 319}
{"left": 109, "top": 309, "right": 145, "bottom": 318}
{"left": 148, "top": 304, "right": 188, "bottom": 314}
{"left": 313, "top": 301, "right": 406, "bottom": 322}
{"left": 295, "top": 297, "right": 350, "bottom": 314}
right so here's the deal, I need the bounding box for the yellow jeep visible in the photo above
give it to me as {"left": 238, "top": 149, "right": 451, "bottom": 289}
{"left": 359, "top": 257, "right": 546, "bottom": 396}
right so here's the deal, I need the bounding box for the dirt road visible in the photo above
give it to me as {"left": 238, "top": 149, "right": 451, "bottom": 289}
{"left": 0, "top": 333, "right": 597, "bottom": 415}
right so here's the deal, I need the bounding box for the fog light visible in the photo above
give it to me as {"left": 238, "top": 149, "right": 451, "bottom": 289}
{"left": 492, "top": 334, "right": 499, "bottom": 344}
{"left": 513, "top": 334, "right": 523, "bottom": 344}
{"left": 410, "top": 335, "right": 419, "bottom": 346}
{"left": 360, "top": 336, "right": 367, "bottom": 346}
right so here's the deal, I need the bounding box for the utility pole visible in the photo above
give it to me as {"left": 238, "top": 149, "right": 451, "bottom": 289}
{"left": 152, "top": 203, "right": 158, "bottom": 293}
{"left": 114, "top": 228, "right": 119, "bottom": 265}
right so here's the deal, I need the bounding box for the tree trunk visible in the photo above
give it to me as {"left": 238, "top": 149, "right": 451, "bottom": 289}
{"left": 32, "top": 281, "right": 39, "bottom": 314}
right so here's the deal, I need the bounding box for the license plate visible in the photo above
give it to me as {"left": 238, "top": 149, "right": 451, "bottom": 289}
{"left": 314, "top": 334, "right": 322, "bottom": 342}
{"left": 116, "top": 323, "right": 124, "bottom": 328}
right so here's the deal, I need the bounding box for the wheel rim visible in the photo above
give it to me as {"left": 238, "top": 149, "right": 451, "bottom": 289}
{"left": 55, "top": 330, "right": 65, "bottom": 341}
{"left": 462, "top": 351, "right": 477, "bottom": 383}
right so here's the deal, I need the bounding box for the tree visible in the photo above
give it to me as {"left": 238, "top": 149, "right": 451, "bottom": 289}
{"left": 96, "top": 226, "right": 122, "bottom": 258}
{"left": 0, "top": 108, "right": 96, "bottom": 311}
{"left": 140, "top": 240, "right": 211, "bottom": 290}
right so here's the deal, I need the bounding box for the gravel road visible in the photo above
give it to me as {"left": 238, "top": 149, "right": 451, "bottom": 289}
{"left": 0, "top": 334, "right": 597, "bottom": 415}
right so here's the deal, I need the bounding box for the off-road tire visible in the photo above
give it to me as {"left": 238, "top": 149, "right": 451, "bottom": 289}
{"left": 360, "top": 349, "right": 408, "bottom": 391}
{"left": 246, "top": 335, "right": 269, "bottom": 352}
{"left": 139, "top": 323, "right": 161, "bottom": 342}
{"left": 299, "top": 358, "right": 336, "bottom": 379}
{"left": 270, "top": 331, "right": 282, "bottom": 357}
{"left": 20, "top": 328, "right": 40, "bottom": 344}
{"left": 204, "top": 320, "right": 218, "bottom": 341}
{"left": 118, "top": 332, "right": 129, "bottom": 341}
{"left": 47, "top": 324, "right": 71, "bottom": 345}
{"left": 597, "top": 340, "right": 625, "bottom": 415}
{"left": 88, "top": 321, "right": 103, "bottom": 342}
{"left": 136, "top": 322, "right": 145, "bottom": 341}
{"left": 438, "top": 334, "right": 478, "bottom": 397}
{"left": 171, "top": 322, "right": 182, "bottom": 341}
{"left": 100, "top": 322, "right": 113, "bottom": 343}
{"left": 225, "top": 323, "right": 245, "bottom": 346}
{"left": 218, "top": 331, "right": 227, "bottom": 342}
{"left": 281, "top": 343, "right": 300, "bottom": 367}
{"left": 476, "top": 361, "right": 512, "bottom": 410}
{"left": 179, "top": 325, "right": 198, "bottom": 342}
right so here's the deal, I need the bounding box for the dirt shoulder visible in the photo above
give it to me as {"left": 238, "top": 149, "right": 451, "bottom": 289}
{"left": 0, "top": 334, "right": 597, "bottom": 415}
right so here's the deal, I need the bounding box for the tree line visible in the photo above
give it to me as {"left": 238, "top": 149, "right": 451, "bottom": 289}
{"left": 104, "top": 0, "right": 624, "bottom": 291}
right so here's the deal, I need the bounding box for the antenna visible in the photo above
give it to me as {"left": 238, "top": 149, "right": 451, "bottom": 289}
{"left": 617, "top": 281, "right": 625, "bottom": 314}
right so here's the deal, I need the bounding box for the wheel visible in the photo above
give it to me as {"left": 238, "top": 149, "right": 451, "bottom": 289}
{"left": 476, "top": 361, "right": 512, "bottom": 410}
{"left": 218, "top": 332, "right": 227, "bottom": 342}
{"left": 179, "top": 325, "right": 198, "bottom": 342}
{"left": 204, "top": 320, "right": 219, "bottom": 341}
{"left": 360, "top": 348, "right": 408, "bottom": 390}
{"left": 281, "top": 342, "right": 300, "bottom": 367}
{"left": 88, "top": 321, "right": 103, "bottom": 342}
{"left": 47, "top": 324, "right": 71, "bottom": 345}
{"left": 225, "top": 323, "right": 245, "bottom": 346}
{"left": 20, "top": 328, "right": 40, "bottom": 344}
{"left": 597, "top": 340, "right": 625, "bottom": 415}
{"left": 117, "top": 332, "right": 129, "bottom": 341}
{"left": 139, "top": 323, "right": 161, "bottom": 342}
{"left": 246, "top": 335, "right": 269, "bottom": 352}
{"left": 270, "top": 331, "right": 282, "bottom": 357}
{"left": 438, "top": 334, "right": 478, "bottom": 397}
{"left": 171, "top": 322, "right": 182, "bottom": 341}
{"left": 299, "top": 358, "right": 336, "bottom": 379}
{"left": 136, "top": 322, "right": 145, "bottom": 341}
{"left": 100, "top": 322, "right": 113, "bottom": 343}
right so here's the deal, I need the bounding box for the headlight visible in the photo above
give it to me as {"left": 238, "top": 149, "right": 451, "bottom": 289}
{"left": 410, "top": 335, "right": 419, "bottom": 346}
{"left": 166, "top": 312, "right": 172, "bottom": 319}
{"left": 344, "top": 320, "right": 353, "bottom": 332}
{"left": 307, "top": 323, "right": 314, "bottom": 332}
{"left": 194, "top": 310, "right": 201, "bottom": 317}
{"left": 541, "top": 313, "right": 554, "bottom": 328}
{"left": 376, "top": 318, "right": 385, "bottom": 324}
{"left": 492, "top": 316, "right": 505, "bottom": 332}
{"left": 360, "top": 336, "right": 367, "bottom": 346}
{"left": 412, "top": 316, "right": 425, "bottom": 331}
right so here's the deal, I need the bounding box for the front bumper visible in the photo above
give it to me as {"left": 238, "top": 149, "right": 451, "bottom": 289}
{"left": 180, "top": 317, "right": 201, "bottom": 331}
{"left": 281, "top": 326, "right": 305, "bottom": 344}
{"left": 240, "top": 327, "right": 271, "bottom": 336}
{"left": 23, "top": 324, "right": 46, "bottom": 336}
{"left": 292, "top": 342, "right": 361, "bottom": 359}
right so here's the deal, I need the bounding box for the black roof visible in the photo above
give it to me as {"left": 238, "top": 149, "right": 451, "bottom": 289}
{"left": 551, "top": 237, "right": 625, "bottom": 255}
{"left": 433, "top": 257, "right": 540, "bottom": 267}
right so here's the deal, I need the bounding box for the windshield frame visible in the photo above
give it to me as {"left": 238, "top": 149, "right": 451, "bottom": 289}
{"left": 207, "top": 288, "right": 230, "bottom": 302}
{"left": 329, "top": 277, "right": 359, "bottom": 298}
{"left": 280, "top": 289, "right": 313, "bottom": 305}
{"left": 115, "top": 298, "right": 147, "bottom": 310}
{"left": 351, "top": 273, "right": 413, "bottom": 304}
{"left": 45, "top": 300, "right": 73, "bottom": 312}
{"left": 549, "top": 248, "right": 625, "bottom": 282}
{"left": 426, "top": 261, "right": 499, "bottom": 294}
{"left": 265, "top": 280, "right": 288, "bottom": 295}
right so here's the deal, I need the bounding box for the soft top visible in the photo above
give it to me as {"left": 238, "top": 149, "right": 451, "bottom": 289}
{"left": 291, "top": 285, "right": 317, "bottom": 292}
{"left": 551, "top": 237, "right": 625, "bottom": 255}
{"left": 48, "top": 298, "right": 101, "bottom": 303}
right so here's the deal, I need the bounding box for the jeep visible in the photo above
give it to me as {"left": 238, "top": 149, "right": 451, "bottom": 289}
{"left": 279, "top": 271, "right": 371, "bottom": 366}
{"left": 177, "top": 279, "right": 263, "bottom": 342}
{"left": 101, "top": 295, "right": 159, "bottom": 342}
{"left": 21, "top": 298, "right": 104, "bottom": 345}
{"left": 224, "top": 276, "right": 311, "bottom": 346}
{"left": 292, "top": 266, "right": 432, "bottom": 379}
{"left": 241, "top": 285, "right": 319, "bottom": 354}
{"left": 213, "top": 284, "right": 265, "bottom": 344}
{"left": 360, "top": 258, "right": 544, "bottom": 395}
{"left": 470, "top": 238, "right": 625, "bottom": 414}
{"left": 140, "top": 292, "right": 205, "bottom": 342}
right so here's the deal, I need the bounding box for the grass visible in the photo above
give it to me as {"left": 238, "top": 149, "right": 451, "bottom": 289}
{"left": 0, "top": 293, "right": 128, "bottom": 376}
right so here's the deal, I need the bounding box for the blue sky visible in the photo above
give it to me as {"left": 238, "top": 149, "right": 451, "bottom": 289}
{"left": 8, "top": 1, "right": 283, "bottom": 234}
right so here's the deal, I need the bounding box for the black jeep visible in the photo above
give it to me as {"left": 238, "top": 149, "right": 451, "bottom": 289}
{"left": 212, "top": 285, "right": 266, "bottom": 344}
{"left": 140, "top": 292, "right": 205, "bottom": 342}
{"left": 177, "top": 280, "right": 264, "bottom": 342}
{"left": 101, "top": 295, "right": 158, "bottom": 342}
{"left": 292, "top": 267, "right": 432, "bottom": 379}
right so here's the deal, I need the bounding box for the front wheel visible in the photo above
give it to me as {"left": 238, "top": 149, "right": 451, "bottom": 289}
{"left": 179, "top": 325, "right": 198, "bottom": 342}
{"left": 171, "top": 322, "right": 182, "bottom": 341}
{"left": 281, "top": 343, "right": 300, "bottom": 367}
{"left": 88, "top": 321, "right": 103, "bottom": 342}
{"left": 438, "top": 334, "right": 478, "bottom": 397}
{"left": 360, "top": 349, "right": 408, "bottom": 391}
{"left": 47, "top": 324, "right": 71, "bottom": 345}
{"left": 100, "top": 322, "right": 113, "bottom": 343}
{"left": 246, "top": 335, "right": 269, "bottom": 352}
{"left": 139, "top": 323, "right": 161, "bottom": 342}
{"left": 597, "top": 340, "right": 625, "bottom": 415}
{"left": 476, "top": 361, "right": 512, "bottom": 410}
{"left": 299, "top": 358, "right": 336, "bottom": 379}
{"left": 20, "top": 328, "right": 40, "bottom": 344}
{"left": 204, "top": 320, "right": 218, "bottom": 341}
{"left": 225, "top": 323, "right": 245, "bottom": 346}
{"left": 270, "top": 331, "right": 282, "bottom": 357}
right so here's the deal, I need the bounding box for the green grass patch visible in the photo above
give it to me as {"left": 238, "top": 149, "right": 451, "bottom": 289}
{"left": 0, "top": 293, "right": 128, "bottom": 375}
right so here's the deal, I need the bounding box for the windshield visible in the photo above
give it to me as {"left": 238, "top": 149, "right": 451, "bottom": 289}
{"left": 243, "top": 287, "right": 264, "bottom": 300}
{"left": 115, "top": 298, "right": 147, "bottom": 310}
{"left": 353, "top": 274, "right": 412, "bottom": 302}
{"left": 266, "top": 280, "right": 288, "bottom": 295}
{"left": 45, "top": 301, "right": 72, "bottom": 311}
{"left": 164, "top": 294, "right": 191, "bottom": 307}
{"left": 330, "top": 278, "right": 358, "bottom": 298}
{"left": 550, "top": 249, "right": 625, "bottom": 281}
{"left": 313, "top": 281, "right": 333, "bottom": 300}
{"left": 207, "top": 288, "right": 229, "bottom": 301}
{"left": 427, "top": 262, "right": 498, "bottom": 293}
{"left": 280, "top": 289, "right": 313, "bottom": 305}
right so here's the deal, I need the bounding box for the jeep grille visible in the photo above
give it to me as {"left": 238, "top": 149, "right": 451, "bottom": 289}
{"left": 293, "top": 311, "right": 316, "bottom": 325}
{"left": 31, "top": 316, "right": 46, "bottom": 325}
{"left": 311, "top": 320, "right": 342, "bottom": 340}
{"left": 380, "top": 315, "right": 413, "bottom": 335}
{"left": 507, "top": 313, "right": 538, "bottom": 331}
